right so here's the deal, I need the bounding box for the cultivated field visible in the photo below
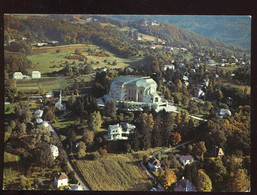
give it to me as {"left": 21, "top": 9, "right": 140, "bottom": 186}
{"left": 74, "top": 153, "right": 153, "bottom": 191}
{"left": 16, "top": 77, "right": 71, "bottom": 93}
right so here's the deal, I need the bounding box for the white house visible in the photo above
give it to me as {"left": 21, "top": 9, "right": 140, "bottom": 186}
{"left": 13, "top": 72, "right": 23, "bottom": 80}
{"left": 35, "top": 118, "right": 43, "bottom": 124}
{"left": 100, "top": 67, "right": 108, "bottom": 72}
{"left": 43, "top": 92, "right": 54, "bottom": 98}
{"left": 181, "top": 75, "right": 189, "bottom": 81}
{"left": 164, "top": 64, "right": 175, "bottom": 71}
{"left": 179, "top": 155, "right": 194, "bottom": 166}
{"left": 108, "top": 122, "right": 136, "bottom": 140}
{"left": 50, "top": 144, "right": 59, "bottom": 160}
{"left": 41, "top": 121, "right": 49, "bottom": 130}
{"left": 148, "top": 158, "right": 161, "bottom": 171}
{"left": 54, "top": 172, "right": 68, "bottom": 188}
{"left": 217, "top": 109, "right": 231, "bottom": 118}
{"left": 32, "top": 71, "right": 41, "bottom": 78}
{"left": 36, "top": 43, "right": 48, "bottom": 47}
{"left": 34, "top": 109, "right": 44, "bottom": 118}
{"left": 194, "top": 89, "right": 205, "bottom": 98}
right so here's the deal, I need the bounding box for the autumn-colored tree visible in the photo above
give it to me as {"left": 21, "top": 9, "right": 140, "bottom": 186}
{"left": 40, "top": 88, "right": 46, "bottom": 95}
{"left": 227, "top": 169, "right": 250, "bottom": 192}
{"left": 196, "top": 169, "right": 212, "bottom": 192}
{"left": 161, "top": 169, "right": 177, "bottom": 189}
{"left": 83, "top": 129, "right": 95, "bottom": 147}
{"left": 170, "top": 132, "right": 181, "bottom": 146}
{"left": 176, "top": 79, "right": 182, "bottom": 90}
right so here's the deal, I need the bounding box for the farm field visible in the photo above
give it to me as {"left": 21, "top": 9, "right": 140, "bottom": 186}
{"left": 74, "top": 153, "right": 153, "bottom": 191}
{"left": 16, "top": 77, "right": 71, "bottom": 93}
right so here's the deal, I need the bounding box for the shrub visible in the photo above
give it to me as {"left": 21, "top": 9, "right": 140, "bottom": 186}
{"left": 98, "top": 147, "right": 108, "bottom": 156}
{"left": 91, "top": 151, "right": 100, "bottom": 160}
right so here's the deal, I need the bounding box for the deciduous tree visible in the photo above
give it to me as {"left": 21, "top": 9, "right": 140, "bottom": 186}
{"left": 196, "top": 169, "right": 212, "bottom": 192}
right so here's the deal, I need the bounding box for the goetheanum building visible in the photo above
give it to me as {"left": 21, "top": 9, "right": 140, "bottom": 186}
{"left": 101, "top": 76, "right": 171, "bottom": 111}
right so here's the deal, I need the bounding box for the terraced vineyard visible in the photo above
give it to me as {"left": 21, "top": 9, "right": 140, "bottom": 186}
{"left": 74, "top": 153, "right": 153, "bottom": 191}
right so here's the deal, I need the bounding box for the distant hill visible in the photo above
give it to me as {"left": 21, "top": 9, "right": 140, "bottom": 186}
{"left": 105, "top": 15, "right": 251, "bottom": 49}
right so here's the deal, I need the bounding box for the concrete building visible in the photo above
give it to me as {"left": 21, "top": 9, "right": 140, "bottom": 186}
{"left": 13, "top": 72, "right": 23, "bottom": 80}
{"left": 108, "top": 76, "right": 164, "bottom": 105}
{"left": 32, "top": 71, "right": 41, "bottom": 79}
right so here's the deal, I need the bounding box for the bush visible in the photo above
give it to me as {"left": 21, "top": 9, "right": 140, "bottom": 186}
{"left": 91, "top": 151, "right": 100, "bottom": 160}
{"left": 98, "top": 147, "right": 108, "bottom": 156}
{"left": 56, "top": 49, "right": 60, "bottom": 53}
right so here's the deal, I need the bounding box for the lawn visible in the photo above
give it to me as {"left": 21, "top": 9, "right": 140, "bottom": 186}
{"left": 27, "top": 52, "right": 73, "bottom": 74}
{"left": 5, "top": 104, "right": 15, "bottom": 114}
{"left": 74, "top": 153, "right": 153, "bottom": 191}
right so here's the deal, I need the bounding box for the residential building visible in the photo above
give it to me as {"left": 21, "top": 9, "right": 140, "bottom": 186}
{"left": 148, "top": 158, "right": 161, "bottom": 171}
{"left": 173, "top": 177, "right": 197, "bottom": 192}
{"left": 210, "top": 146, "right": 225, "bottom": 158}
{"left": 50, "top": 145, "right": 59, "bottom": 160}
{"left": 54, "top": 172, "right": 68, "bottom": 188}
{"left": 226, "top": 97, "right": 233, "bottom": 106}
{"left": 179, "top": 155, "right": 194, "bottom": 166}
{"left": 32, "top": 71, "right": 41, "bottom": 78}
{"left": 41, "top": 121, "right": 49, "bottom": 129}
{"left": 108, "top": 122, "right": 136, "bottom": 140}
{"left": 34, "top": 109, "right": 43, "bottom": 118}
{"left": 100, "top": 67, "right": 108, "bottom": 72}
{"left": 13, "top": 72, "right": 23, "bottom": 80}
{"left": 43, "top": 92, "right": 54, "bottom": 98}
{"left": 217, "top": 108, "right": 231, "bottom": 118}
{"left": 194, "top": 89, "right": 205, "bottom": 98}
{"left": 164, "top": 64, "right": 175, "bottom": 71}
{"left": 35, "top": 118, "right": 43, "bottom": 124}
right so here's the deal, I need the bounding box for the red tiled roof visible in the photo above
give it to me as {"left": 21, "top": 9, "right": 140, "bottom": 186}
{"left": 56, "top": 172, "right": 68, "bottom": 180}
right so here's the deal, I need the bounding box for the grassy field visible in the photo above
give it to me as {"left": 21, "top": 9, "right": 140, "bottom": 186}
{"left": 4, "top": 152, "right": 20, "bottom": 163}
{"left": 74, "top": 153, "right": 153, "bottom": 191}
{"left": 5, "top": 104, "right": 15, "bottom": 114}
{"left": 29, "top": 43, "right": 143, "bottom": 73}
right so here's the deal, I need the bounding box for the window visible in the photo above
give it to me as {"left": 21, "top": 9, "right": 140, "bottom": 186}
{"left": 155, "top": 97, "right": 158, "bottom": 102}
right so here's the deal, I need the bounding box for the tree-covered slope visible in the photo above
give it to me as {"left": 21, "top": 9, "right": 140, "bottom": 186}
{"left": 106, "top": 15, "right": 251, "bottom": 49}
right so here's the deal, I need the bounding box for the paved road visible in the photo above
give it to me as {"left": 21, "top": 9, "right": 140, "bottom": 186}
{"left": 49, "top": 124, "right": 90, "bottom": 191}
{"left": 140, "top": 161, "right": 165, "bottom": 191}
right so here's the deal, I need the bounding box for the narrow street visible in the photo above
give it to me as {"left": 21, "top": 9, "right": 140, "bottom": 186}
{"left": 49, "top": 123, "right": 90, "bottom": 191}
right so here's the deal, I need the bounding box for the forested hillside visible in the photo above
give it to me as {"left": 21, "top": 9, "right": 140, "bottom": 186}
{"left": 106, "top": 15, "right": 251, "bottom": 49}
